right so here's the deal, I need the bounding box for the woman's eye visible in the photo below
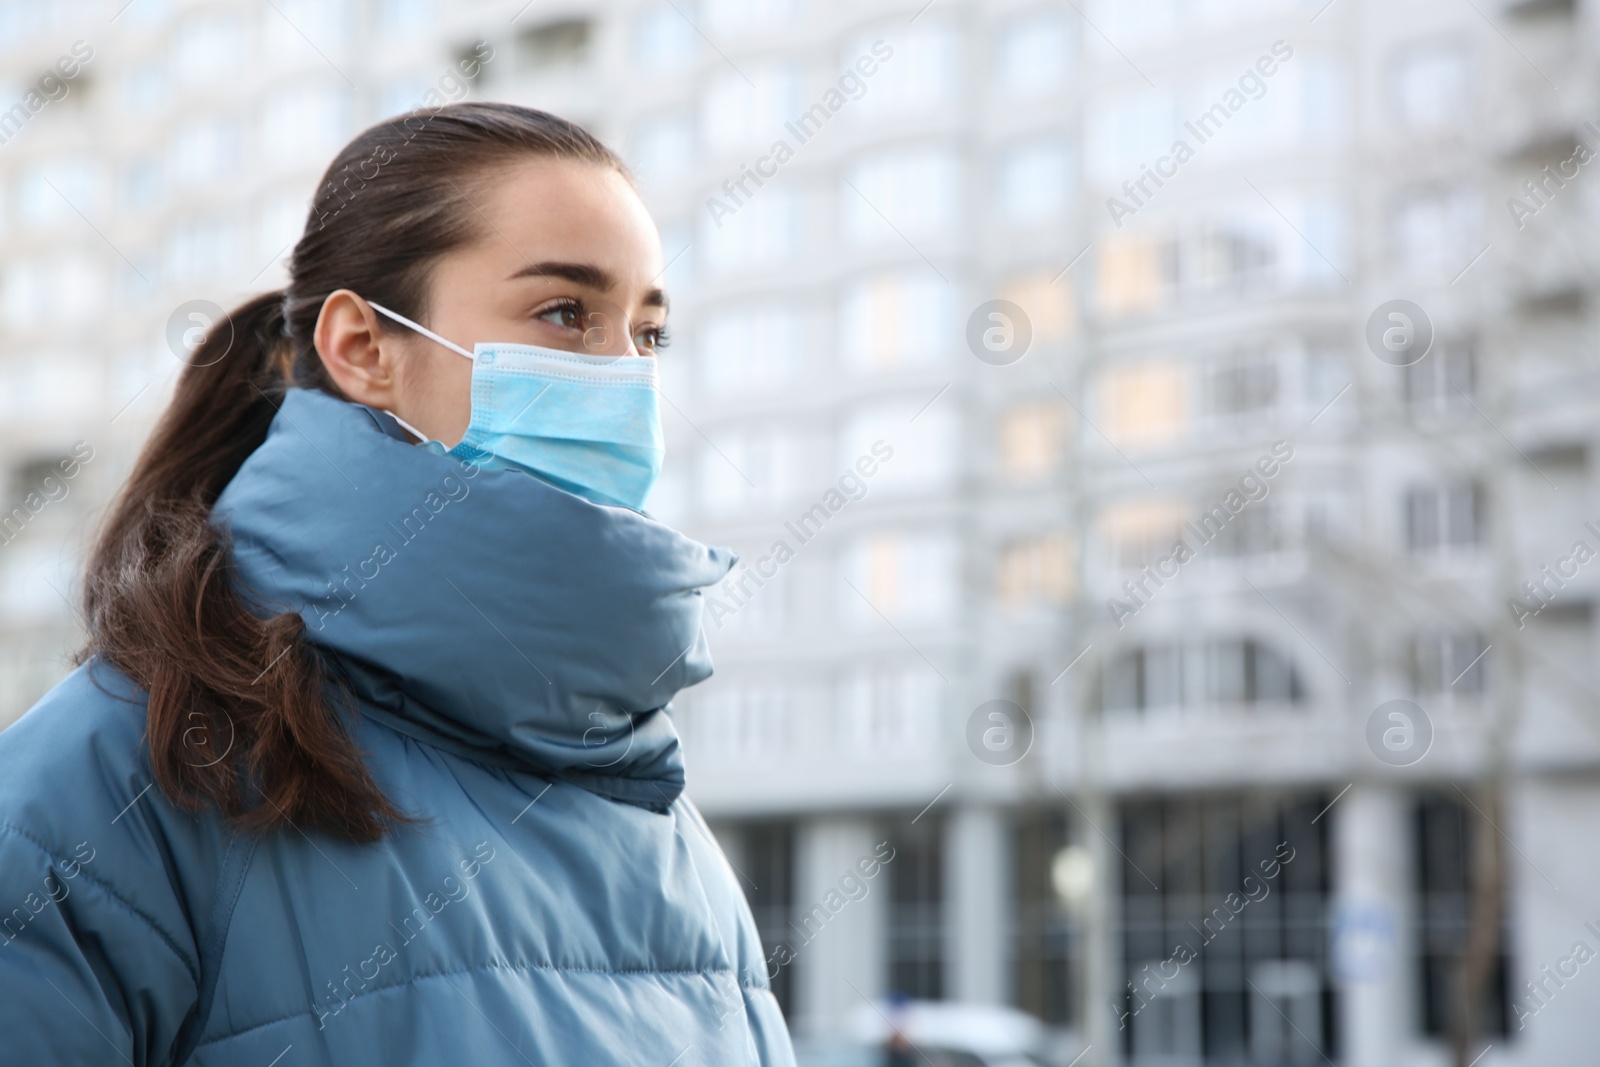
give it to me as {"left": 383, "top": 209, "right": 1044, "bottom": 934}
{"left": 537, "top": 302, "right": 584, "bottom": 330}
{"left": 636, "top": 325, "right": 670, "bottom": 353}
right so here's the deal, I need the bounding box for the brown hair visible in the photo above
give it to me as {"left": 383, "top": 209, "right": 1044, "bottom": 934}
{"left": 80, "top": 103, "right": 627, "bottom": 842}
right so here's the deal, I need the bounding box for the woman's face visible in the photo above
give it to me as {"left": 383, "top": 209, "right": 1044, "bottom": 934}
{"left": 314, "top": 156, "right": 668, "bottom": 447}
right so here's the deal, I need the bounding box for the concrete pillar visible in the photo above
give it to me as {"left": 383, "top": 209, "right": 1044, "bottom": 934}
{"left": 793, "top": 816, "right": 888, "bottom": 1039}
{"left": 1332, "top": 784, "right": 1411, "bottom": 1067}
{"left": 947, "top": 804, "right": 1009, "bottom": 1003}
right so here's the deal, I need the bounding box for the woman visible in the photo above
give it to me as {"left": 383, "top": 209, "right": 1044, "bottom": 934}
{"left": 0, "top": 103, "right": 794, "bottom": 1066}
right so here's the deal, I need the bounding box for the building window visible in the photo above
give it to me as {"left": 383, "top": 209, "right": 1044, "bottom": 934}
{"left": 994, "top": 10, "right": 1072, "bottom": 97}
{"left": 998, "top": 401, "right": 1066, "bottom": 481}
{"left": 1194, "top": 220, "right": 1275, "bottom": 294}
{"left": 1203, "top": 349, "right": 1278, "bottom": 422}
{"left": 702, "top": 64, "right": 804, "bottom": 154}
{"left": 1100, "top": 361, "right": 1187, "bottom": 450}
{"left": 1117, "top": 793, "right": 1334, "bottom": 1064}
{"left": 838, "top": 271, "right": 951, "bottom": 370}
{"left": 1101, "top": 640, "right": 1306, "bottom": 713}
{"left": 841, "top": 531, "right": 960, "bottom": 625}
{"left": 1390, "top": 185, "right": 1480, "bottom": 278}
{"left": 1013, "top": 809, "right": 1081, "bottom": 1024}
{"left": 1416, "top": 794, "right": 1511, "bottom": 1038}
{"left": 1100, "top": 499, "right": 1188, "bottom": 572}
{"left": 850, "top": 22, "right": 959, "bottom": 118}
{"left": 887, "top": 817, "right": 944, "bottom": 999}
{"left": 997, "top": 534, "right": 1075, "bottom": 606}
{"left": 743, "top": 822, "right": 796, "bottom": 1018}
{"left": 1390, "top": 39, "right": 1473, "bottom": 130}
{"left": 634, "top": 5, "right": 698, "bottom": 67}
{"left": 701, "top": 186, "right": 798, "bottom": 272}
{"left": 699, "top": 302, "right": 804, "bottom": 397}
{"left": 841, "top": 147, "right": 961, "bottom": 245}
{"left": 996, "top": 138, "right": 1072, "bottom": 223}
{"left": 999, "top": 269, "right": 1077, "bottom": 343}
{"left": 690, "top": 683, "right": 790, "bottom": 762}
{"left": 1209, "top": 503, "right": 1280, "bottom": 559}
{"left": 837, "top": 665, "right": 943, "bottom": 757}
{"left": 702, "top": 0, "right": 800, "bottom": 34}
{"left": 1403, "top": 335, "right": 1475, "bottom": 413}
{"left": 840, "top": 398, "right": 958, "bottom": 497}
{"left": 1095, "top": 233, "right": 1180, "bottom": 318}
{"left": 629, "top": 113, "right": 696, "bottom": 184}
{"left": 1409, "top": 631, "right": 1488, "bottom": 696}
{"left": 1404, "top": 482, "right": 1483, "bottom": 553}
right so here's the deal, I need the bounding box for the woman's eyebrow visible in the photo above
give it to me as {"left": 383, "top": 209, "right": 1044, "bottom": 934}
{"left": 508, "top": 260, "right": 669, "bottom": 312}
{"left": 507, "top": 260, "right": 614, "bottom": 288}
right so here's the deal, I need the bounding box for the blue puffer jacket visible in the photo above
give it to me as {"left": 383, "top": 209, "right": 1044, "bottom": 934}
{"left": 0, "top": 388, "right": 794, "bottom": 1066}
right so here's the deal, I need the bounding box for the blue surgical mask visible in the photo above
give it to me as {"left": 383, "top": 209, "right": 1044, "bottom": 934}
{"left": 367, "top": 300, "right": 665, "bottom": 512}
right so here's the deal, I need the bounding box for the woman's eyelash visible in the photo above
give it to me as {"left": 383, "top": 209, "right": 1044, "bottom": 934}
{"left": 652, "top": 326, "right": 672, "bottom": 349}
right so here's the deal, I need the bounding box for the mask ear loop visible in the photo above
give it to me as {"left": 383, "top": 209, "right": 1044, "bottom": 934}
{"left": 364, "top": 298, "right": 476, "bottom": 445}
{"left": 367, "top": 299, "right": 476, "bottom": 359}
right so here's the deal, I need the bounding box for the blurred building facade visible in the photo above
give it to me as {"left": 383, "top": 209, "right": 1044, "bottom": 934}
{"left": 2, "top": 1, "right": 1600, "bottom": 1065}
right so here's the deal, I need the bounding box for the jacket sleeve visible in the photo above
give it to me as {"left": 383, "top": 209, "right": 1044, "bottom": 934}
{"left": 0, "top": 823, "right": 200, "bottom": 1065}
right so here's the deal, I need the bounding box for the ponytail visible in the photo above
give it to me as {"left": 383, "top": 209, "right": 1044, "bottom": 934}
{"left": 80, "top": 291, "right": 405, "bottom": 842}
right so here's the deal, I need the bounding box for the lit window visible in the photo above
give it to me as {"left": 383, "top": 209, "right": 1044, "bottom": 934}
{"left": 1099, "top": 361, "right": 1187, "bottom": 449}
{"left": 839, "top": 271, "right": 951, "bottom": 370}
{"left": 998, "top": 402, "right": 1065, "bottom": 481}
{"left": 842, "top": 531, "right": 959, "bottom": 625}
{"left": 1099, "top": 499, "right": 1187, "bottom": 571}
{"left": 1404, "top": 481, "right": 1483, "bottom": 553}
{"left": 997, "top": 534, "right": 1075, "bottom": 605}
{"left": 999, "top": 269, "right": 1076, "bottom": 343}
{"left": 1390, "top": 40, "right": 1472, "bottom": 130}
{"left": 1095, "top": 234, "right": 1176, "bottom": 317}
{"left": 994, "top": 11, "right": 1071, "bottom": 96}
{"left": 997, "top": 138, "right": 1072, "bottom": 223}
{"left": 841, "top": 146, "right": 960, "bottom": 245}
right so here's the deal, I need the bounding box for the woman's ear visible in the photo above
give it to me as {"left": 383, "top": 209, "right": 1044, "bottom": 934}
{"left": 314, "top": 290, "right": 401, "bottom": 406}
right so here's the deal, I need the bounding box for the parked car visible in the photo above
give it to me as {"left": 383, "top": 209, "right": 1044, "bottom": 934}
{"left": 794, "top": 1001, "right": 1057, "bottom": 1067}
